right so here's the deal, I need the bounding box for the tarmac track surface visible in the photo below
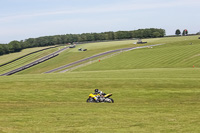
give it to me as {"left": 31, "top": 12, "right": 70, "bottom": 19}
{"left": 44, "top": 44, "right": 163, "bottom": 74}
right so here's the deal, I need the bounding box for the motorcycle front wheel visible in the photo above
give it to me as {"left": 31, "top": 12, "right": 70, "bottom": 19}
{"left": 110, "top": 98, "right": 114, "bottom": 103}
{"left": 105, "top": 98, "right": 114, "bottom": 103}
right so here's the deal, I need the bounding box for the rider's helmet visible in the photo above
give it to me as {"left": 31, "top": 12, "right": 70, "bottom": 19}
{"left": 94, "top": 89, "right": 99, "bottom": 93}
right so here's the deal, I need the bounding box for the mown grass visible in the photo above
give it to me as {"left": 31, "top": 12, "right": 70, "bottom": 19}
{"left": 0, "top": 46, "right": 57, "bottom": 65}
{"left": 0, "top": 68, "right": 200, "bottom": 132}
{"left": 0, "top": 47, "right": 60, "bottom": 75}
{"left": 0, "top": 36, "right": 200, "bottom": 132}
{"left": 75, "top": 36, "right": 200, "bottom": 71}
{"left": 17, "top": 40, "right": 149, "bottom": 74}
{"left": 18, "top": 36, "right": 200, "bottom": 74}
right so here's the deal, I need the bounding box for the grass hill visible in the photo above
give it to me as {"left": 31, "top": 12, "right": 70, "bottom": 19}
{"left": 0, "top": 46, "right": 57, "bottom": 65}
{"left": 0, "top": 46, "right": 60, "bottom": 75}
{"left": 17, "top": 39, "right": 143, "bottom": 74}
{"left": 0, "top": 35, "right": 200, "bottom": 132}
{"left": 13, "top": 35, "right": 199, "bottom": 74}
{"left": 76, "top": 36, "right": 200, "bottom": 71}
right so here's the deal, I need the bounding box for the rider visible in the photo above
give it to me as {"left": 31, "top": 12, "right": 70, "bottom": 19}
{"left": 93, "top": 89, "right": 100, "bottom": 102}
{"left": 93, "top": 89, "right": 106, "bottom": 102}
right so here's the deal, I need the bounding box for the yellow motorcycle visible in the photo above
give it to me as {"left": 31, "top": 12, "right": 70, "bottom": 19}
{"left": 86, "top": 93, "right": 114, "bottom": 103}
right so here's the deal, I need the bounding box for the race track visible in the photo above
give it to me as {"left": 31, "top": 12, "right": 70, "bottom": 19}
{"left": 44, "top": 44, "right": 163, "bottom": 73}
{"left": 1, "top": 44, "right": 163, "bottom": 76}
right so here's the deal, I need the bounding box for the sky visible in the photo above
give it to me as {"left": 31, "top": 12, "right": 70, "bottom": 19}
{"left": 0, "top": 0, "right": 200, "bottom": 43}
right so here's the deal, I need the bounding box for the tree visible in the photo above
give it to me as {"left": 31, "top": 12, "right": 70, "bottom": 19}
{"left": 105, "top": 31, "right": 115, "bottom": 40}
{"left": 0, "top": 45, "right": 4, "bottom": 55}
{"left": 152, "top": 32, "right": 161, "bottom": 38}
{"left": 8, "top": 41, "right": 22, "bottom": 52}
{"left": 175, "top": 29, "right": 181, "bottom": 36}
{"left": 182, "top": 29, "right": 188, "bottom": 36}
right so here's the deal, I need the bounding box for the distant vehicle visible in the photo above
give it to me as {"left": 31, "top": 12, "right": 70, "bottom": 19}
{"left": 78, "top": 48, "right": 87, "bottom": 51}
{"left": 137, "top": 39, "right": 147, "bottom": 44}
{"left": 69, "top": 45, "right": 75, "bottom": 48}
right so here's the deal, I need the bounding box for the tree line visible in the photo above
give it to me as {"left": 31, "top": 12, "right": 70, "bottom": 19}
{"left": 0, "top": 28, "right": 165, "bottom": 56}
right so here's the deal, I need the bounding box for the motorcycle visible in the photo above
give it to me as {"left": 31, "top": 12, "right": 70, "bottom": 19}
{"left": 86, "top": 93, "right": 114, "bottom": 103}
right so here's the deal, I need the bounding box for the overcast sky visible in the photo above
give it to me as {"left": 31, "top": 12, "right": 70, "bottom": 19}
{"left": 0, "top": 0, "right": 200, "bottom": 43}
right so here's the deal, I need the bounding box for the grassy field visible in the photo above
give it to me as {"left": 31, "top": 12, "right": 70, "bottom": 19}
{"left": 0, "top": 36, "right": 200, "bottom": 132}
{"left": 0, "top": 69, "right": 200, "bottom": 132}
{"left": 17, "top": 36, "right": 200, "bottom": 74}
{"left": 17, "top": 39, "right": 148, "bottom": 74}
{"left": 76, "top": 36, "right": 200, "bottom": 71}
{"left": 0, "top": 46, "right": 61, "bottom": 75}
{"left": 0, "top": 46, "right": 58, "bottom": 65}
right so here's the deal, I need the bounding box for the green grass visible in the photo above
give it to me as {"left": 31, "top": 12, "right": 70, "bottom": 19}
{"left": 17, "top": 40, "right": 149, "bottom": 74}
{"left": 17, "top": 36, "right": 200, "bottom": 74}
{"left": 75, "top": 36, "right": 200, "bottom": 71}
{"left": 0, "top": 47, "right": 60, "bottom": 75}
{"left": 0, "top": 46, "right": 56, "bottom": 65}
{"left": 0, "top": 36, "right": 200, "bottom": 132}
{"left": 0, "top": 68, "right": 200, "bottom": 132}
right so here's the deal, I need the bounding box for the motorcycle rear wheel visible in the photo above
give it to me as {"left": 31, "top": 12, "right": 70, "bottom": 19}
{"left": 86, "top": 98, "right": 95, "bottom": 103}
